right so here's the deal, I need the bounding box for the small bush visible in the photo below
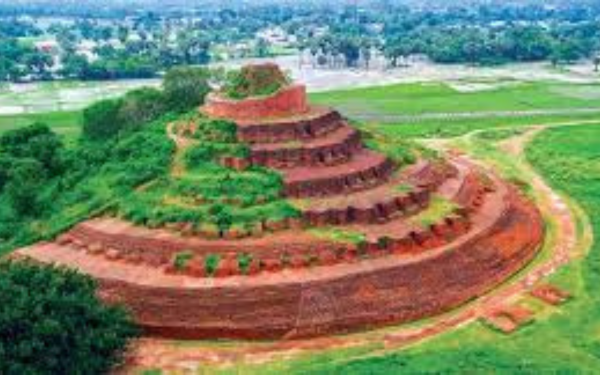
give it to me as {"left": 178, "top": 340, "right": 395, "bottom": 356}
{"left": 173, "top": 251, "right": 194, "bottom": 271}
{"left": 237, "top": 253, "right": 253, "bottom": 274}
{"left": 204, "top": 254, "right": 221, "bottom": 276}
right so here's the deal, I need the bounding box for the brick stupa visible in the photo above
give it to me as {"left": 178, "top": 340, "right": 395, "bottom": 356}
{"left": 17, "top": 64, "right": 545, "bottom": 340}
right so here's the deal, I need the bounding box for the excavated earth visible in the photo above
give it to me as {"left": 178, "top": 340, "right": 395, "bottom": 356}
{"left": 16, "top": 80, "right": 545, "bottom": 341}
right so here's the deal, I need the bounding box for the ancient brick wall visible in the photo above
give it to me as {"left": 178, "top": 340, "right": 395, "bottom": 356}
{"left": 237, "top": 109, "right": 343, "bottom": 144}
{"left": 249, "top": 127, "right": 362, "bottom": 168}
{"left": 284, "top": 157, "right": 396, "bottom": 198}
{"left": 203, "top": 85, "right": 308, "bottom": 122}
{"left": 95, "top": 188, "right": 543, "bottom": 340}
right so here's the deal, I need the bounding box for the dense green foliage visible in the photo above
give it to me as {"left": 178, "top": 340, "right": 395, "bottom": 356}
{"left": 82, "top": 67, "right": 211, "bottom": 140}
{"left": 0, "top": 16, "right": 210, "bottom": 82}
{"left": 383, "top": 24, "right": 594, "bottom": 66}
{"left": 0, "top": 260, "right": 137, "bottom": 374}
{"left": 3, "top": 2, "right": 600, "bottom": 83}
{"left": 0, "top": 116, "right": 175, "bottom": 253}
{"left": 119, "top": 114, "right": 297, "bottom": 236}
{"left": 82, "top": 98, "right": 124, "bottom": 140}
{"left": 162, "top": 67, "right": 212, "bottom": 113}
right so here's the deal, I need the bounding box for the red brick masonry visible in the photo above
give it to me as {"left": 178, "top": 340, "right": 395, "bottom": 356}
{"left": 20, "top": 185, "right": 544, "bottom": 340}
{"left": 15, "top": 71, "right": 546, "bottom": 341}
{"left": 203, "top": 85, "right": 309, "bottom": 122}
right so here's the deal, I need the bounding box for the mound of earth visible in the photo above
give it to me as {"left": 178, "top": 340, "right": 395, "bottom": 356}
{"left": 16, "top": 64, "right": 545, "bottom": 341}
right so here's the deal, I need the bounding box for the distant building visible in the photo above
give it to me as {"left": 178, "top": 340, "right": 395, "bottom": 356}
{"left": 34, "top": 40, "right": 60, "bottom": 55}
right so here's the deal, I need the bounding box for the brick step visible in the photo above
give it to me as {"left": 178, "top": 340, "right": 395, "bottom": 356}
{"left": 249, "top": 124, "right": 362, "bottom": 168}
{"left": 236, "top": 106, "right": 344, "bottom": 144}
{"left": 59, "top": 218, "right": 333, "bottom": 267}
{"left": 295, "top": 159, "right": 468, "bottom": 226}
{"left": 347, "top": 167, "right": 506, "bottom": 243}
{"left": 281, "top": 149, "right": 395, "bottom": 198}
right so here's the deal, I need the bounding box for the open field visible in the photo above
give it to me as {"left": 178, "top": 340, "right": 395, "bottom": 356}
{"left": 0, "top": 111, "right": 81, "bottom": 138}
{"left": 311, "top": 81, "right": 600, "bottom": 116}
{"left": 311, "top": 81, "right": 600, "bottom": 138}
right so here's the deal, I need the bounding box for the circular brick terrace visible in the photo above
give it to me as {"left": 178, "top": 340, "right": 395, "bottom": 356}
{"left": 19, "top": 180, "right": 543, "bottom": 340}
{"left": 13, "top": 67, "right": 547, "bottom": 343}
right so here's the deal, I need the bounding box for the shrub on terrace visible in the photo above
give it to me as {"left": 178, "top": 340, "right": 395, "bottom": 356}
{"left": 223, "top": 64, "right": 289, "bottom": 100}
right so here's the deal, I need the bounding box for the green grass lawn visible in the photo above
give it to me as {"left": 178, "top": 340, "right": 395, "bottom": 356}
{"left": 0, "top": 111, "right": 82, "bottom": 138}
{"left": 310, "top": 81, "right": 600, "bottom": 116}
{"left": 359, "top": 113, "right": 600, "bottom": 139}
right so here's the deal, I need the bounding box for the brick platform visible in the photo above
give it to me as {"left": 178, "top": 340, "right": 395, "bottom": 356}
{"left": 19, "top": 184, "right": 543, "bottom": 340}
{"left": 14, "top": 64, "right": 547, "bottom": 341}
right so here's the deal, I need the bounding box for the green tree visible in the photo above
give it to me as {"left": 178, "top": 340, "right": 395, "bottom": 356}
{"left": 82, "top": 99, "right": 124, "bottom": 140}
{"left": 118, "top": 88, "right": 166, "bottom": 132}
{"left": 2, "top": 158, "right": 46, "bottom": 216}
{"left": 0, "top": 122, "right": 64, "bottom": 176}
{"left": 0, "top": 260, "right": 137, "bottom": 374}
{"left": 254, "top": 38, "right": 271, "bottom": 58}
{"left": 60, "top": 53, "right": 90, "bottom": 79}
{"left": 162, "top": 66, "right": 211, "bottom": 113}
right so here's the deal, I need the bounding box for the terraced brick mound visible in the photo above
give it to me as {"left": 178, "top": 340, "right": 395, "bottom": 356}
{"left": 16, "top": 64, "right": 546, "bottom": 341}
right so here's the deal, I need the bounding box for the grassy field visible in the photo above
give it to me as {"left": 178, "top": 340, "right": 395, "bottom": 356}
{"left": 0, "top": 111, "right": 82, "bottom": 138}
{"left": 311, "top": 81, "right": 600, "bottom": 116}
{"left": 311, "top": 81, "right": 600, "bottom": 138}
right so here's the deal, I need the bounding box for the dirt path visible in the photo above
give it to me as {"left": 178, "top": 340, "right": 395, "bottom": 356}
{"left": 122, "top": 122, "right": 592, "bottom": 374}
{"left": 166, "top": 122, "right": 196, "bottom": 177}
